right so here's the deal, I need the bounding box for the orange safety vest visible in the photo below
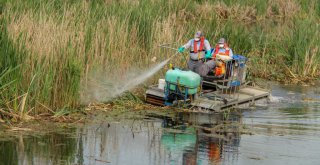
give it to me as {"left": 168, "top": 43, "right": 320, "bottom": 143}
{"left": 213, "top": 44, "right": 230, "bottom": 76}
{"left": 213, "top": 44, "right": 230, "bottom": 58}
{"left": 192, "top": 37, "right": 205, "bottom": 53}
{"left": 215, "top": 62, "right": 226, "bottom": 76}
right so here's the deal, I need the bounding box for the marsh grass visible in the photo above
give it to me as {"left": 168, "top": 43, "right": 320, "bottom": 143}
{"left": 0, "top": 0, "right": 318, "bottom": 120}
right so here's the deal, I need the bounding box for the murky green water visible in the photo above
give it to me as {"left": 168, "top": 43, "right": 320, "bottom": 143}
{"left": 1, "top": 84, "right": 320, "bottom": 165}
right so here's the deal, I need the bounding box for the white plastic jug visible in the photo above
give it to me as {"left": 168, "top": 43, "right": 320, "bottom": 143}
{"left": 158, "top": 79, "right": 165, "bottom": 90}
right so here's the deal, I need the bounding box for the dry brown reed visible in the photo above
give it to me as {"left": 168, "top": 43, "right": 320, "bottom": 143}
{"left": 0, "top": 0, "right": 318, "bottom": 121}
{"left": 212, "top": 2, "right": 257, "bottom": 24}
{"left": 266, "top": 0, "right": 300, "bottom": 20}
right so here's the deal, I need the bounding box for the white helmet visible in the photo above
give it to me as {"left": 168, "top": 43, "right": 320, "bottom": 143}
{"left": 194, "top": 31, "right": 203, "bottom": 41}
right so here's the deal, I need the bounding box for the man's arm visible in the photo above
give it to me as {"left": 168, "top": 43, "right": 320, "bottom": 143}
{"left": 204, "top": 40, "right": 212, "bottom": 58}
{"left": 229, "top": 49, "right": 234, "bottom": 58}
{"left": 204, "top": 40, "right": 211, "bottom": 51}
{"left": 178, "top": 40, "right": 192, "bottom": 53}
{"left": 182, "top": 40, "right": 192, "bottom": 49}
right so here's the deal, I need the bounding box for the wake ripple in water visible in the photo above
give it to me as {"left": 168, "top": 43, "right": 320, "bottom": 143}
{"left": 269, "top": 94, "right": 286, "bottom": 103}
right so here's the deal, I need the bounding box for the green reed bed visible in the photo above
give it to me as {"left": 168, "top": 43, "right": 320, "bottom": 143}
{"left": 0, "top": 0, "right": 318, "bottom": 121}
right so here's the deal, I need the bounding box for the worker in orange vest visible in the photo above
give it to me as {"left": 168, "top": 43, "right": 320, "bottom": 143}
{"left": 212, "top": 38, "right": 234, "bottom": 58}
{"left": 178, "top": 31, "right": 212, "bottom": 73}
{"left": 212, "top": 38, "right": 234, "bottom": 76}
{"left": 198, "top": 38, "right": 234, "bottom": 77}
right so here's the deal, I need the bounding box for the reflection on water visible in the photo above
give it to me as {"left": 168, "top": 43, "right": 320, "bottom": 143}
{"left": 0, "top": 113, "right": 241, "bottom": 165}
{"left": 0, "top": 128, "right": 78, "bottom": 165}
{"left": 1, "top": 85, "right": 320, "bottom": 165}
{"left": 157, "top": 112, "right": 241, "bottom": 165}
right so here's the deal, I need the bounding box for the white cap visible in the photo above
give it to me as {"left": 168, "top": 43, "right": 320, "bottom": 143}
{"left": 194, "top": 31, "right": 202, "bottom": 41}
{"left": 218, "top": 38, "right": 226, "bottom": 44}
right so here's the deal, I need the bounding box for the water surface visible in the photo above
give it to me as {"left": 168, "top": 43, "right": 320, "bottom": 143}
{"left": 1, "top": 84, "right": 320, "bottom": 165}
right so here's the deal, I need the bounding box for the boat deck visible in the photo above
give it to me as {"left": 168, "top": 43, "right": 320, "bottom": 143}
{"left": 190, "top": 86, "right": 269, "bottom": 111}
{"left": 146, "top": 85, "right": 270, "bottom": 111}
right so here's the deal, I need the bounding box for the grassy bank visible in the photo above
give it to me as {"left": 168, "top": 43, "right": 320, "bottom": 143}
{"left": 0, "top": 0, "right": 319, "bottom": 121}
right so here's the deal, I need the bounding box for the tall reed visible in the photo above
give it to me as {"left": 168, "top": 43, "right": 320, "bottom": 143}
{"left": 0, "top": 0, "right": 318, "bottom": 118}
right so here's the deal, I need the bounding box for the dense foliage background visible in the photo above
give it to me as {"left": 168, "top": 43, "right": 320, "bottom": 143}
{"left": 0, "top": 0, "right": 319, "bottom": 116}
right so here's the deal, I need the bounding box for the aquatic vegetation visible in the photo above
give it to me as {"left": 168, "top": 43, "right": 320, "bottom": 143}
{"left": 0, "top": 0, "right": 318, "bottom": 120}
